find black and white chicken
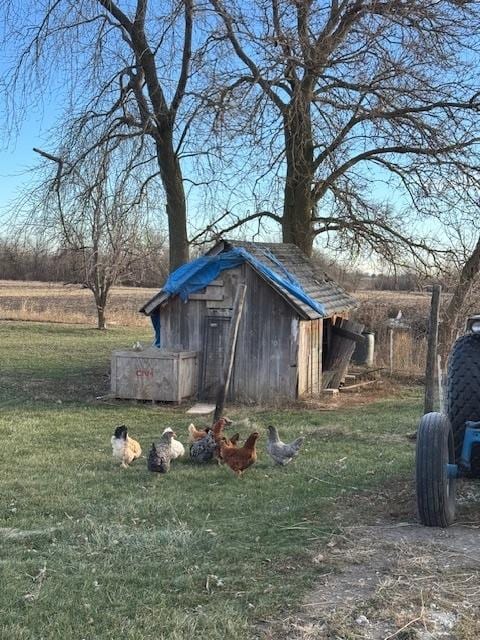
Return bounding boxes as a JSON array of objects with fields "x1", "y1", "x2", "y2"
[{"x1": 189, "y1": 431, "x2": 217, "y2": 463}]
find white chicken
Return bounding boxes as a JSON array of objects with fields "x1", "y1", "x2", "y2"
[{"x1": 161, "y1": 427, "x2": 185, "y2": 459}]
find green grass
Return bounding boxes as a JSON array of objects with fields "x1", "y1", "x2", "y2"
[{"x1": 0, "y1": 321, "x2": 422, "y2": 639}]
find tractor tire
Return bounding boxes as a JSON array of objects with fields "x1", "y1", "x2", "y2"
[
  {"x1": 447, "y1": 333, "x2": 480, "y2": 474},
  {"x1": 416, "y1": 412, "x2": 456, "y2": 528}
]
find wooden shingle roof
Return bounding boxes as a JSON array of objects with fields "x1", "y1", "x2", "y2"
[
  {"x1": 140, "y1": 239, "x2": 357, "y2": 318},
  {"x1": 215, "y1": 240, "x2": 357, "y2": 319}
]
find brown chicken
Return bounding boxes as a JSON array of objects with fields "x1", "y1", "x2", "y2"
[
  {"x1": 211, "y1": 417, "x2": 233, "y2": 462},
  {"x1": 219, "y1": 432, "x2": 259, "y2": 477},
  {"x1": 217, "y1": 432, "x2": 240, "y2": 460},
  {"x1": 212, "y1": 417, "x2": 233, "y2": 443},
  {"x1": 187, "y1": 423, "x2": 211, "y2": 443}
]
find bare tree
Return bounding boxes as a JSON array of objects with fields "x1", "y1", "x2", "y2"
[
  {"x1": 2, "y1": 0, "x2": 198, "y2": 271},
  {"x1": 202, "y1": 0, "x2": 480, "y2": 262},
  {"x1": 23, "y1": 141, "x2": 160, "y2": 329}
]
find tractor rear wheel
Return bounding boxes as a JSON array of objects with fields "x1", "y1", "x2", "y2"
[
  {"x1": 416, "y1": 412, "x2": 456, "y2": 527},
  {"x1": 447, "y1": 334, "x2": 480, "y2": 474}
]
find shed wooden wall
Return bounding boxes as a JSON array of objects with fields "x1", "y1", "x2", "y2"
[
  {"x1": 231, "y1": 264, "x2": 299, "y2": 403},
  {"x1": 158, "y1": 267, "x2": 243, "y2": 352},
  {"x1": 297, "y1": 319, "x2": 323, "y2": 398},
  {"x1": 157, "y1": 264, "x2": 301, "y2": 403}
]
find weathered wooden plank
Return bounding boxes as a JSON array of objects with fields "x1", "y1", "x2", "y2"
[
  {"x1": 322, "y1": 369, "x2": 336, "y2": 389},
  {"x1": 111, "y1": 353, "x2": 117, "y2": 396},
  {"x1": 424, "y1": 284, "x2": 441, "y2": 414},
  {"x1": 160, "y1": 297, "x2": 207, "y2": 353},
  {"x1": 179, "y1": 352, "x2": 198, "y2": 402},
  {"x1": 318, "y1": 320, "x2": 324, "y2": 393},
  {"x1": 340, "y1": 379, "x2": 380, "y2": 392},
  {"x1": 206, "y1": 269, "x2": 241, "y2": 308},
  {"x1": 311, "y1": 321, "x2": 319, "y2": 394},
  {"x1": 323, "y1": 388, "x2": 339, "y2": 396},
  {"x1": 189, "y1": 287, "x2": 224, "y2": 301},
  {"x1": 186, "y1": 403, "x2": 216, "y2": 415},
  {"x1": 290, "y1": 318, "x2": 300, "y2": 396},
  {"x1": 297, "y1": 321, "x2": 310, "y2": 397}
]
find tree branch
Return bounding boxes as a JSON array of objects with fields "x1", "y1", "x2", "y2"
[
  {"x1": 190, "y1": 210, "x2": 281, "y2": 245},
  {"x1": 209, "y1": 0, "x2": 287, "y2": 113},
  {"x1": 171, "y1": 0, "x2": 193, "y2": 116}
]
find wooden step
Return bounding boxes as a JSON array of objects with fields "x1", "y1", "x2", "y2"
[{"x1": 186, "y1": 403, "x2": 216, "y2": 415}]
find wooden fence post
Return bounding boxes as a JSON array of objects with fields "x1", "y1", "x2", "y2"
[
  {"x1": 389, "y1": 328, "x2": 394, "y2": 375},
  {"x1": 213, "y1": 284, "x2": 247, "y2": 423},
  {"x1": 437, "y1": 354, "x2": 444, "y2": 413},
  {"x1": 424, "y1": 284, "x2": 441, "y2": 414}
]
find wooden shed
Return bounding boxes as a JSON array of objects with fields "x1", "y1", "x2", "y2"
[{"x1": 133, "y1": 239, "x2": 358, "y2": 404}]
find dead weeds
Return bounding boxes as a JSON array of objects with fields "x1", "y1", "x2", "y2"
[{"x1": 267, "y1": 479, "x2": 480, "y2": 640}]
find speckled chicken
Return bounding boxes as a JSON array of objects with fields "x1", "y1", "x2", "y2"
[
  {"x1": 148, "y1": 431, "x2": 174, "y2": 473},
  {"x1": 189, "y1": 430, "x2": 217, "y2": 463},
  {"x1": 266, "y1": 425, "x2": 304, "y2": 466},
  {"x1": 190, "y1": 417, "x2": 232, "y2": 463}
]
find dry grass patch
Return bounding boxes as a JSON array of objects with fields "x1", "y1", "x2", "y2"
[{"x1": 0, "y1": 280, "x2": 157, "y2": 326}]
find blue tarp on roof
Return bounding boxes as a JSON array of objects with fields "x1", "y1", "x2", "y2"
[
  {"x1": 163, "y1": 250, "x2": 245, "y2": 301},
  {"x1": 152, "y1": 247, "x2": 325, "y2": 346}
]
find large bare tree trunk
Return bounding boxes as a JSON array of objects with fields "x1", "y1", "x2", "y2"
[
  {"x1": 206, "y1": 0, "x2": 480, "y2": 265},
  {"x1": 282, "y1": 170, "x2": 314, "y2": 256},
  {"x1": 439, "y1": 235, "x2": 480, "y2": 357},
  {"x1": 282, "y1": 97, "x2": 315, "y2": 256},
  {"x1": 129, "y1": 17, "x2": 190, "y2": 272},
  {"x1": 155, "y1": 136, "x2": 189, "y2": 271}
]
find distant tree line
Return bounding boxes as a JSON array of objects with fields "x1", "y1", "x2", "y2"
[{"x1": 0, "y1": 237, "x2": 169, "y2": 289}]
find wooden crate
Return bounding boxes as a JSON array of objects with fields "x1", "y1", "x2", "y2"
[{"x1": 111, "y1": 348, "x2": 198, "y2": 402}]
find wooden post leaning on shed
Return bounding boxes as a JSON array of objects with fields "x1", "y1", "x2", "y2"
[
  {"x1": 424, "y1": 284, "x2": 441, "y2": 414},
  {"x1": 324, "y1": 318, "x2": 365, "y2": 390},
  {"x1": 213, "y1": 284, "x2": 247, "y2": 423}
]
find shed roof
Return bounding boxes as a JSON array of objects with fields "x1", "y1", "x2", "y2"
[
  {"x1": 215, "y1": 240, "x2": 356, "y2": 318},
  {"x1": 140, "y1": 239, "x2": 357, "y2": 319}
]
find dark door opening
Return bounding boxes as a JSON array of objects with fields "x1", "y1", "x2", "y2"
[{"x1": 200, "y1": 316, "x2": 232, "y2": 400}]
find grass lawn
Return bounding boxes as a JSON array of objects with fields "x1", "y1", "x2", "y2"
[{"x1": 0, "y1": 321, "x2": 422, "y2": 640}]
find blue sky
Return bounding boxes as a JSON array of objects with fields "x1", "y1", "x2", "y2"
[
  {"x1": 0, "y1": 0, "x2": 475, "y2": 275},
  {"x1": 0, "y1": 114, "x2": 51, "y2": 210}
]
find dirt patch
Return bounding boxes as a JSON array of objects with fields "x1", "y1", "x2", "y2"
[
  {"x1": 301, "y1": 382, "x2": 416, "y2": 412},
  {"x1": 268, "y1": 481, "x2": 480, "y2": 640}
]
